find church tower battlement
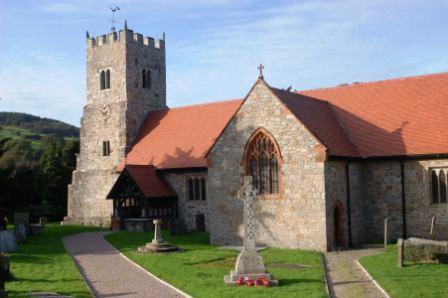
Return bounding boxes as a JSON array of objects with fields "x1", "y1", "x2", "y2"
[{"x1": 64, "y1": 22, "x2": 167, "y2": 227}]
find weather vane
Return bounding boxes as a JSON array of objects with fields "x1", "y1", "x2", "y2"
[{"x1": 110, "y1": 6, "x2": 120, "y2": 32}]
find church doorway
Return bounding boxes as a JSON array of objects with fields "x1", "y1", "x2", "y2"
[{"x1": 334, "y1": 201, "x2": 347, "y2": 249}]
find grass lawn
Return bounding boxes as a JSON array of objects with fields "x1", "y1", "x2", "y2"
[
  {"x1": 6, "y1": 223, "x2": 103, "y2": 298},
  {"x1": 106, "y1": 231, "x2": 327, "y2": 298},
  {"x1": 359, "y1": 245, "x2": 448, "y2": 298}
]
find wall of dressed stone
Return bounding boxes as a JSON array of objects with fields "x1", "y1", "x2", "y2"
[
  {"x1": 208, "y1": 80, "x2": 328, "y2": 251},
  {"x1": 163, "y1": 171, "x2": 209, "y2": 232}
]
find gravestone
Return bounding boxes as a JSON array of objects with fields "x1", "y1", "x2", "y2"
[
  {"x1": 224, "y1": 176, "x2": 278, "y2": 286},
  {"x1": 0, "y1": 217, "x2": 17, "y2": 253},
  {"x1": 14, "y1": 213, "x2": 30, "y2": 243},
  {"x1": 0, "y1": 231, "x2": 17, "y2": 253},
  {"x1": 137, "y1": 219, "x2": 179, "y2": 253}
]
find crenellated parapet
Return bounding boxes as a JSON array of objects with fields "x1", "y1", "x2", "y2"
[{"x1": 86, "y1": 22, "x2": 165, "y2": 51}]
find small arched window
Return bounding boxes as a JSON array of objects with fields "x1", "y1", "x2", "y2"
[
  {"x1": 432, "y1": 170, "x2": 439, "y2": 204},
  {"x1": 142, "y1": 70, "x2": 147, "y2": 88},
  {"x1": 105, "y1": 70, "x2": 110, "y2": 89},
  {"x1": 100, "y1": 71, "x2": 106, "y2": 90},
  {"x1": 439, "y1": 170, "x2": 447, "y2": 203},
  {"x1": 244, "y1": 129, "x2": 281, "y2": 195}
]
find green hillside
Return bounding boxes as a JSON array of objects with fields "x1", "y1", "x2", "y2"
[
  {"x1": 0, "y1": 111, "x2": 79, "y2": 138},
  {"x1": 0, "y1": 126, "x2": 77, "y2": 150}
]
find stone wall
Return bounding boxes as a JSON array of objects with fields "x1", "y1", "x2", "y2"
[
  {"x1": 361, "y1": 161, "x2": 404, "y2": 243},
  {"x1": 163, "y1": 171, "x2": 209, "y2": 232},
  {"x1": 404, "y1": 159, "x2": 448, "y2": 240},
  {"x1": 208, "y1": 80, "x2": 328, "y2": 251},
  {"x1": 65, "y1": 27, "x2": 166, "y2": 227},
  {"x1": 324, "y1": 161, "x2": 365, "y2": 249}
]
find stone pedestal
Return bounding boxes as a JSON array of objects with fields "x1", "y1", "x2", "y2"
[
  {"x1": 138, "y1": 219, "x2": 179, "y2": 253},
  {"x1": 224, "y1": 177, "x2": 278, "y2": 286}
]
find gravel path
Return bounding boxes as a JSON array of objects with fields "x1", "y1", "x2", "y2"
[
  {"x1": 63, "y1": 231, "x2": 185, "y2": 298},
  {"x1": 324, "y1": 247, "x2": 387, "y2": 298}
]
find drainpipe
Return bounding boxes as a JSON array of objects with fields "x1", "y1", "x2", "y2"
[
  {"x1": 346, "y1": 161, "x2": 353, "y2": 247},
  {"x1": 400, "y1": 160, "x2": 407, "y2": 239}
]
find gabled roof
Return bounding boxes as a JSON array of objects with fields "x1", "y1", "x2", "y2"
[
  {"x1": 126, "y1": 165, "x2": 175, "y2": 198},
  {"x1": 119, "y1": 99, "x2": 242, "y2": 170},
  {"x1": 299, "y1": 72, "x2": 448, "y2": 158},
  {"x1": 270, "y1": 87, "x2": 360, "y2": 157}
]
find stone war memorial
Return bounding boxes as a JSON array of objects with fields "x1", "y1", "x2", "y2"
[{"x1": 225, "y1": 177, "x2": 278, "y2": 286}]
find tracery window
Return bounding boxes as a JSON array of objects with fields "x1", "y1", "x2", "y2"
[
  {"x1": 431, "y1": 168, "x2": 448, "y2": 204},
  {"x1": 244, "y1": 129, "x2": 281, "y2": 195}
]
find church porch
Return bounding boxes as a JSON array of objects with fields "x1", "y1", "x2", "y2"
[{"x1": 107, "y1": 165, "x2": 177, "y2": 232}]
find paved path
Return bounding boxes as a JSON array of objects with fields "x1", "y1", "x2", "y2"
[
  {"x1": 324, "y1": 247, "x2": 387, "y2": 298},
  {"x1": 63, "y1": 232, "x2": 185, "y2": 298}
]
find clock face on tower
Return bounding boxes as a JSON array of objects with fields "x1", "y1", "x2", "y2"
[{"x1": 98, "y1": 104, "x2": 111, "y2": 120}]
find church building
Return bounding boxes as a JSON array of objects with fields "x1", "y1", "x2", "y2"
[{"x1": 64, "y1": 24, "x2": 448, "y2": 252}]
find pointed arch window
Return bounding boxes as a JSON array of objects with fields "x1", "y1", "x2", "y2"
[
  {"x1": 244, "y1": 129, "x2": 281, "y2": 195},
  {"x1": 439, "y1": 170, "x2": 447, "y2": 203},
  {"x1": 431, "y1": 168, "x2": 448, "y2": 205}
]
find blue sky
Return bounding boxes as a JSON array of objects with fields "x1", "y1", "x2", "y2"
[{"x1": 0, "y1": 0, "x2": 447, "y2": 126}]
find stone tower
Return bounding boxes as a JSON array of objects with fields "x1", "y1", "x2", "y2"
[{"x1": 64, "y1": 23, "x2": 166, "y2": 226}]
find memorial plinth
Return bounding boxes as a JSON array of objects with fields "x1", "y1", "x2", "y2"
[
  {"x1": 138, "y1": 219, "x2": 179, "y2": 253},
  {"x1": 224, "y1": 177, "x2": 278, "y2": 286}
]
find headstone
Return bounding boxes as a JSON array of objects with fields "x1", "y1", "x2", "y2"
[
  {"x1": 0, "y1": 231, "x2": 18, "y2": 253},
  {"x1": 14, "y1": 213, "x2": 30, "y2": 242},
  {"x1": 137, "y1": 219, "x2": 179, "y2": 253},
  {"x1": 14, "y1": 224, "x2": 26, "y2": 243},
  {"x1": 224, "y1": 176, "x2": 278, "y2": 286},
  {"x1": 39, "y1": 217, "x2": 48, "y2": 226},
  {"x1": 397, "y1": 238, "x2": 404, "y2": 268}
]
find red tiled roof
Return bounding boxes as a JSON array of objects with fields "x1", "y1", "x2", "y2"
[
  {"x1": 270, "y1": 87, "x2": 360, "y2": 157},
  {"x1": 299, "y1": 72, "x2": 448, "y2": 158},
  {"x1": 120, "y1": 99, "x2": 243, "y2": 170},
  {"x1": 126, "y1": 165, "x2": 175, "y2": 198}
]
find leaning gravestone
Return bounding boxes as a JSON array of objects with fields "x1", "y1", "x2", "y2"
[
  {"x1": 14, "y1": 213, "x2": 30, "y2": 243},
  {"x1": 224, "y1": 176, "x2": 278, "y2": 286}
]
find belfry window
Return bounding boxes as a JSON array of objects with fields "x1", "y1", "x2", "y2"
[
  {"x1": 187, "y1": 176, "x2": 206, "y2": 200},
  {"x1": 100, "y1": 69, "x2": 111, "y2": 90},
  {"x1": 244, "y1": 129, "x2": 281, "y2": 195},
  {"x1": 142, "y1": 69, "x2": 151, "y2": 89},
  {"x1": 431, "y1": 168, "x2": 448, "y2": 204},
  {"x1": 102, "y1": 141, "x2": 110, "y2": 156}
]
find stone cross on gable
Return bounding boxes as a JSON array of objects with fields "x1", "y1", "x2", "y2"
[{"x1": 241, "y1": 176, "x2": 257, "y2": 251}]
